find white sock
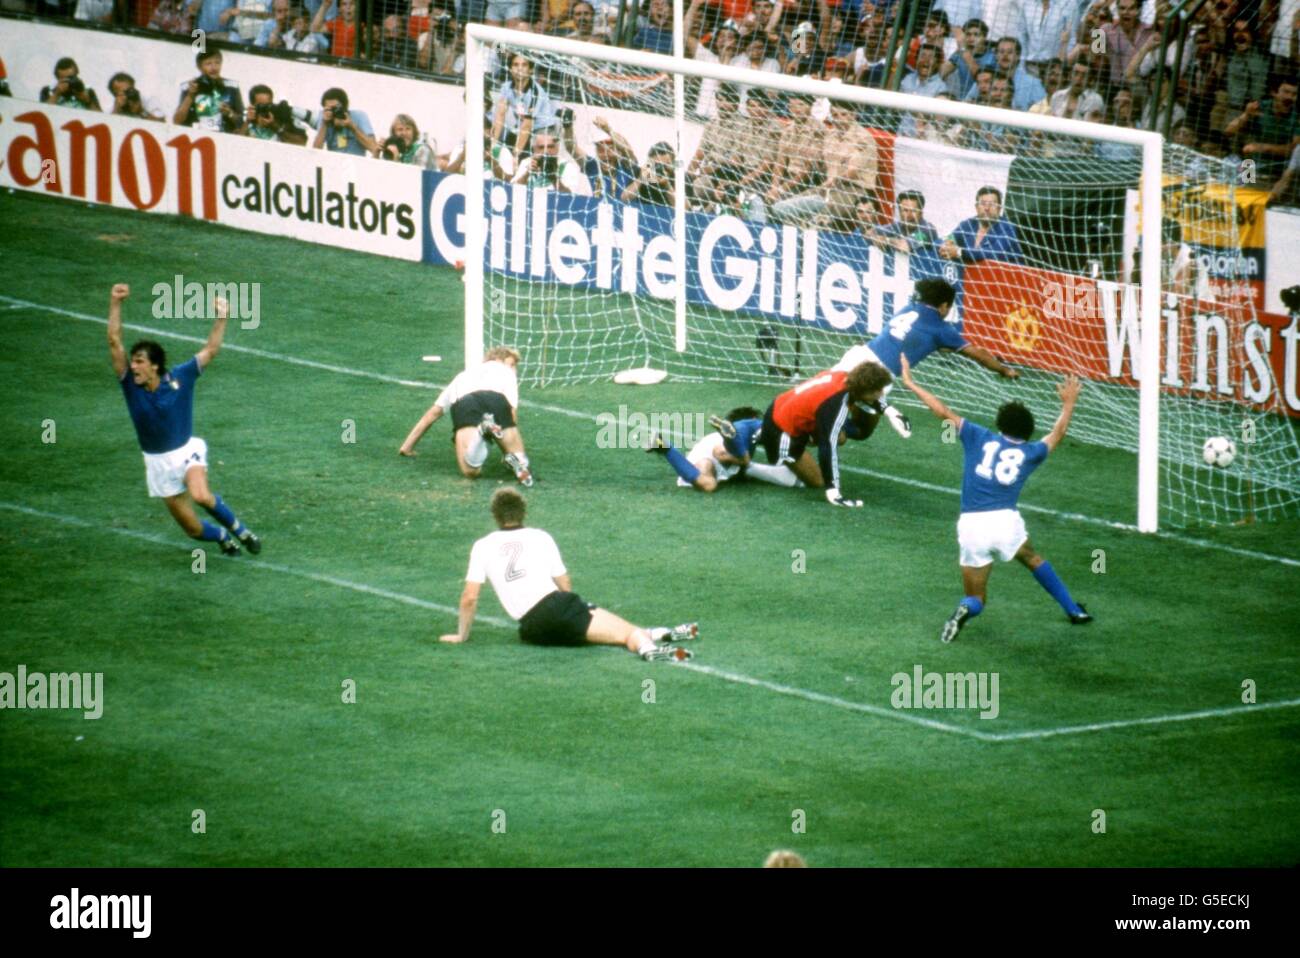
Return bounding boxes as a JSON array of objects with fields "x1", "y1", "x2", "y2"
[
  {"x1": 745, "y1": 462, "x2": 802, "y2": 487},
  {"x1": 632, "y1": 629, "x2": 657, "y2": 655},
  {"x1": 466, "y1": 435, "x2": 489, "y2": 468}
]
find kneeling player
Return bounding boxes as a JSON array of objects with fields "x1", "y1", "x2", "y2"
[
  {"x1": 398, "y1": 347, "x2": 534, "y2": 486},
  {"x1": 647, "y1": 407, "x2": 803, "y2": 492},
  {"x1": 897, "y1": 355, "x2": 1092, "y2": 641},
  {"x1": 441, "y1": 489, "x2": 699, "y2": 661},
  {"x1": 760, "y1": 362, "x2": 893, "y2": 507}
]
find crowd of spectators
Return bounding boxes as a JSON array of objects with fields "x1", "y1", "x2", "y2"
[{"x1": 8, "y1": 0, "x2": 1300, "y2": 203}]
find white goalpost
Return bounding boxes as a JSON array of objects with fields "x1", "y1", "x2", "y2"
[{"x1": 463, "y1": 23, "x2": 1299, "y2": 534}]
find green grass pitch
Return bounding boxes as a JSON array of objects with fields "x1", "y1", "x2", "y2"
[{"x1": 1, "y1": 188, "x2": 1298, "y2": 867}]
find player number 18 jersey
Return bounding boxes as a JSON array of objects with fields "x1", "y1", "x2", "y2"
[{"x1": 958, "y1": 420, "x2": 1048, "y2": 514}]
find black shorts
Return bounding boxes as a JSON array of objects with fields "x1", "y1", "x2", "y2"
[
  {"x1": 518, "y1": 590, "x2": 595, "y2": 647},
  {"x1": 759, "y1": 401, "x2": 808, "y2": 466},
  {"x1": 450, "y1": 390, "x2": 516, "y2": 432}
]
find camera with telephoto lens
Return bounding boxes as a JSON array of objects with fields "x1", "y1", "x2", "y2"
[
  {"x1": 434, "y1": 12, "x2": 454, "y2": 40},
  {"x1": 63, "y1": 76, "x2": 85, "y2": 95},
  {"x1": 1282, "y1": 285, "x2": 1300, "y2": 313},
  {"x1": 652, "y1": 161, "x2": 673, "y2": 180},
  {"x1": 329, "y1": 105, "x2": 349, "y2": 122},
  {"x1": 124, "y1": 87, "x2": 141, "y2": 104},
  {"x1": 557, "y1": 107, "x2": 574, "y2": 127},
  {"x1": 536, "y1": 153, "x2": 559, "y2": 176},
  {"x1": 381, "y1": 134, "x2": 407, "y2": 160},
  {"x1": 195, "y1": 75, "x2": 223, "y2": 95}
]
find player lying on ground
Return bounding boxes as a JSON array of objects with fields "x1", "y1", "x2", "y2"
[
  {"x1": 759, "y1": 362, "x2": 893, "y2": 507},
  {"x1": 398, "y1": 347, "x2": 534, "y2": 486},
  {"x1": 441, "y1": 489, "x2": 699, "y2": 661},
  {"x1": 107, "y1": 284, "x2": 261, "y2": 556},
  {"x1": 646, "y1": 407, "x2": 804, "y2": 492},
  {"x1": 897, "y1": 355, "x2": 1092, "y2": 641},
  {"x1": 834, "y1": 278, "x2": 1020, "y2": 439}
]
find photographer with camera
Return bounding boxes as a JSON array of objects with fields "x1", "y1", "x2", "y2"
[
  {"x1": 312, "y1": 87, "x2": 378, "y2": 156},
  {"x1": 376, "y1": 114, "x2": 438, "y2": 168},
  {"x1": 621, "y1": 141, "x2": 677, "y2": 207},
  {"x1": 108, "y1": 73, "x2": 163, "y2": 122},
  {"x1": 246, "y1": 99, "x2": 310, "y2": 146},
  {"x1": 41, "y1": 58, "x2": 102, "y2": 111},
  {"x1": 174, "y1": 49, "x2": 245, "y2": 132},
  {"x1": 510, "y1": 111, "x2": 592, "y2": 195}
]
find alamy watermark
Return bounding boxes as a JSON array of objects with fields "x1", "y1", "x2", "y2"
[
  {"x1": 891, "y1": 665, "x2": 999, "y2": 720},
  {"x1": 151, "y1": 274, "x2": 260, "y2": 329},
  {"x1": 0, "y1": 665, "x2": 103, "y2": 719},
  {"x1": 595, "y1": 404, "x2": 711, "y2": 449}
]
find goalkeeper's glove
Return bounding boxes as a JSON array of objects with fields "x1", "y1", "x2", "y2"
[
  {"x1": 883, "y1": 403, "x2": 912, "y2": 439},
  {"x1": 826, "y1": 488, "x2": 863, "y2": 508}
]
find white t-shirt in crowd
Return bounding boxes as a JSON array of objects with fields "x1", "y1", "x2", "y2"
[
  {"x1": 435, "y1": 359, "x2": 520, "y2": 410},
  {"x1": 466, "y1": 527, "x2": 568, "y2": 620}
]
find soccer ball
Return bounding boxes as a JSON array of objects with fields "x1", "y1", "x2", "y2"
[{"x1": 1202, "y1": 436, "x2": 1236, "y2": 468}]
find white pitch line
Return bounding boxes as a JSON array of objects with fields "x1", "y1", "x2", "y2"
[
  {"x1": 3, "y1": 500, "x2": 1297, "y2": 743},
  {"x1": 0, "y1": 501, "x2": 512, "y2": 629},
  {"x1": 4, "y1": 292, "x2": 1299, "y2": 569},
  {"x1": 677, "y1": 661, "x2": 1001, "y2": 741},
  {"x1": 988, "y1": 697, "x2": 1300, "y2": 741}
]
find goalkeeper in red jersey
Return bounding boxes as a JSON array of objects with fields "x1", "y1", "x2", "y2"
[{"x1": 758, "y1": 362, "x2": 893, "y2": 507}]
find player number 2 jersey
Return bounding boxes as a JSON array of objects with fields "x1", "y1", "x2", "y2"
[
  {"x1": 959, "y1": 420, "x2": 1048, "y2": 513},
  {"x1": 466, "y1": 527, "x2": 567, "y2": 621}
]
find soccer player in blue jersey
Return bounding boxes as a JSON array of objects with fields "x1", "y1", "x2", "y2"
[
  {"x1": 835, "y1": 278, "x2": 1020, "y2": 439},
  {"x1": 647, "y1": 407, "x2": 803, "y2": 492},
  {"x1": 108, "y1": 284, "x2": 260, "y2": 556},
  {"x1": 897, "y1": 354, "x2": 1092, "y2": 641}
]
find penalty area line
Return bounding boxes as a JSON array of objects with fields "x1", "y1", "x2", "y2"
[
  {"x1": 3, "y1": 293, "x2": 1298, "y2": 568},
  {"x1": 4, "y1": 501, "x2": 1295, "y2": 743}
]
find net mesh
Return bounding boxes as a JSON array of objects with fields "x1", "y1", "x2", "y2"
[{"x1": 474, "y1": 38, "x2": 1300, "y2": 528}]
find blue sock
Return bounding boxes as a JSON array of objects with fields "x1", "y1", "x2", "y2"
[
  {"x1": 1032, "y1": 562, "x2": 1083, "y2": 616},
  {"x1": 197, "y1": 521, "x2": 228, "y2": 542},
  {"x1": 664, "y1": 445, "x2": 701, "y2": 485},
  {"x1": 959, "y1": 596, "x2": 984, "y2": 618},
  {"x1": 204, "y1": 495, "x2": 245, "y2": 535}
]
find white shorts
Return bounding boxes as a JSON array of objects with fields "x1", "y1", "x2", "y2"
[
  {"x1": 677, "y1": 431, "x2": 741, "y2": 488},
  {"x1": 833, "y1": 344, "x2": 894, "y2": 398},
  {"x1": 143, "y1": 436, "x2": 208, "y2": 498},
  {"x1": 957, "y1": 509, "x2": 1028, "y2": 568}
]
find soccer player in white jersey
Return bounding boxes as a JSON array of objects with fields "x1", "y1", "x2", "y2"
[
  {"x1": 441, "y1": 489, "x2": 699, "y2": 661},
  {"x1": 897, "y1": 355, "x2": 1092, "y2": 642},
  {"x1": 398, "y1": 347, "x2": 534, "y2": 486}
]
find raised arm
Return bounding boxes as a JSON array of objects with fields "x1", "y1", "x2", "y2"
[
  {"x1": 898, "y1": 354, "x2": 961, "y2": 426},
  {"x1": 683, "y1": 0, "x2": 703, "y2": 57},
  {"x1": 1041, "y1": 375, "x2": 1081, "y2": 452},
  {"x1": 107, "y1": 283, "x2": 130, "y2": 378},
  {"x1": 957, "y1": 344, "x2": 1020, "y2": 378},
  {"x1": 310, "y1": 0, "x2": 329, "y2": 34},
  {"x1": 440, "y1": 580, "x2": 481, "y2": 643},
  {"x1": 194, "y1": 297, "x2": 229, "y2": 370}
]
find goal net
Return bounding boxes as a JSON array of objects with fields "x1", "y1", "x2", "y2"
[{"x1": 463, "y1": 27, "x2": 1300, "y2": 532}]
